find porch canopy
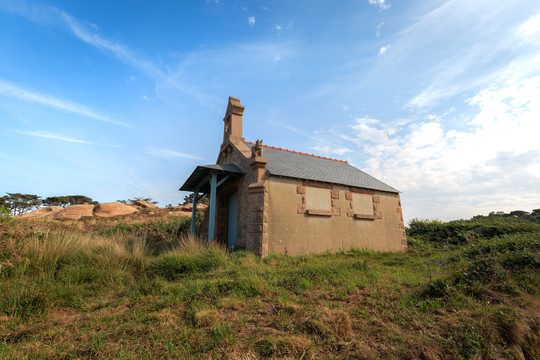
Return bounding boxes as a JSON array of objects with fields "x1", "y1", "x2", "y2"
[{"x1": 179, "y1": 163, "x2": 244, "y2": 240}]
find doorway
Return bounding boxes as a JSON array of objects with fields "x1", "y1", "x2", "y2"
[{"x1": 227, "y1": 191, "x2": 238, "y2": 248}]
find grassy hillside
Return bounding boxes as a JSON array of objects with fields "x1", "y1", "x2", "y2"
[{"x1": 0, "y1": 215, "x2": 539, "y2": 359}]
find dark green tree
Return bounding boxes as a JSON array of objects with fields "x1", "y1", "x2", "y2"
[
  {"x1": 509, "y1": 210, "x2": 530, "y2": 218},
  {"x1": 42, "y1": 195, "x2": 93, "y2": 207},
  {"x1": 0, "y1": 193, "x2": 42, "y2": 215},
  {"x1": 117, "y1": 197, "x2": 158, "y2": 205},
  {"x1": 182, "y1": 193, "x2": 209, "y2": 205}
]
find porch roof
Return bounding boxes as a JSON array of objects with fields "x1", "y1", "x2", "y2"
[{"x1": 179, "y1": 163, "x2": 245, "y2": 193}]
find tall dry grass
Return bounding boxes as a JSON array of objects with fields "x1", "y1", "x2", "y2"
[{"x1": 0, "y1": 222, "x2": 166, "y2": 317}]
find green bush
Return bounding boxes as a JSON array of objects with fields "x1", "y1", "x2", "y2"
[
  {"x1": 419, "y1": 279, "x2": 449, "y2": 299},
  {"x1": 408, "y1": 218, "x2": 540, "y2": 244},
  {"x1": 0, "y1": 205, "x2": 10, "y2": 222}
]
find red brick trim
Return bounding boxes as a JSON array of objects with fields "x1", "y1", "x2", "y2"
[
  {"x1": 302, "y1": 180, "x2": 333, "y2": 189},
  {"x1": 353, "y1": 214, "x2": 376, "y2": 220},
  {"x1": 349, "y1": 187, "x2": 374, "y2": 195},
  {"x1": 245, "y1": 141, "x2": 347, "y2": 163},
  {"x1": 306, "y1": 209, "x2": 333, "y2": 216}
]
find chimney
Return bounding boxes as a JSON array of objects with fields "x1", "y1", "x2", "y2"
[{"x1": 223, "y1": 96, "x2": 245, "y2": 143}]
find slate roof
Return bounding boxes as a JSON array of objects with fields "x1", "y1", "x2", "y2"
[{"x1": 247, "y1": 143, "x2": 399, "y2": 193}]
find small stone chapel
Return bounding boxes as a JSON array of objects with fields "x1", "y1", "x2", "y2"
[{"x1": 180, "y1": 97, "x2": 407, "y2": 257}]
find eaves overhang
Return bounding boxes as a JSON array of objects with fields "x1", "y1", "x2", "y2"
[{"x1": 179, "y1": 163, "x2": 245, "y2": 193}]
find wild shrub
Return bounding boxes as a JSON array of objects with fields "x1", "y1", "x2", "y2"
[
  {"x1": 419, "y1": 279, "x2": 449, "y2": 299},
  {"x1": 408, "y1": 218, "x2": 540, "y2": 244}
]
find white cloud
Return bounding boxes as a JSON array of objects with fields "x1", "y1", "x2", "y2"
[
  {"x1": 340, "y1": 77, "x2": 540, "y2": 220},
  {"x1": 369, "y1": 0, "x2": 390, "y2": 10},
  {"x1": 248, "y1": 16, "x2": 255, "y2": 26},
  {"x1": 11, "y1": 130, "x2": 121, "y2": 147},
  {"x1": 312, "y1": 145, "x2": 352, "y2": 157},
  {"x1": 516, "y1": 12, "x2": 540, "y2": 43},
  {"x1": 146, "y1": 147, "x2": 205, "y2": 160},
  {"x1": 378, "y1": 44, "x2": 390, "y2": 55},
  {"x1": 0, "y1": 79, "x2": 134, "y2": 128}
]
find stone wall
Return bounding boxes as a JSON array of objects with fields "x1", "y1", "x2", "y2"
[
  {"x1": 215, "y1": 144, "x2": 250, "y2": 248},
  {"x1": 267, "y1": 176, "x2": 407, "y2": 255}
]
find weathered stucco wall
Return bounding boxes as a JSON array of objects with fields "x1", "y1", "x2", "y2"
[{"x1": 267, "y1": 176, "x2": 406, "y2": 256}]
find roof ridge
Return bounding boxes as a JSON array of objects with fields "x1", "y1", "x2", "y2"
[{"x1": 245, "y1": 141, "x2": 347, "y2": 163}]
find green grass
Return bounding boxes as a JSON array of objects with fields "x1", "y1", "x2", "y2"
[{"x1": 0, "y1": 216, "x2": 538, "y2": 359}]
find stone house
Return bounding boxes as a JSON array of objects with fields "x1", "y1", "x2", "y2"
[{"x1": 180, "y1": 97, "x2": 407, "y2": 257}]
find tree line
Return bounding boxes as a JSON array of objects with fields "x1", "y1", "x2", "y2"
[
  {"x1": 0, "y1": 193, "x2": 95, "y2": 216},
  {"x1": 473, "y1": 209, "x2": 540, "y2": 223},
  {"x1": 0, "y1": 193, "x2": 159, "y2": 216}
]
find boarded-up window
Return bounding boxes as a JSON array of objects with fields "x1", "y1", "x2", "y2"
[
  {"x1": 306, "y1": 187, "x2": 331, "y2": 211},
  {"x1": 304, "y1": 187, "x2": 333, "y2": 216},
  {"x1": 353, "y1": 193, "x2": 374, "y2": 217}
]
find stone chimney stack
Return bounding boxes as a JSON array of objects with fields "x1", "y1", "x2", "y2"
[{"x1": 223, "y1": 96, "x2": 245, "y2": 143}]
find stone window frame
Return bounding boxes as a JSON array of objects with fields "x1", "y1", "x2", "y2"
[
  {"x1": 345, "y1": 187, "x2": 381, "y2": 220},
  {"x1": 296, "y1": 180, "x2": 340, "y2": 217}
]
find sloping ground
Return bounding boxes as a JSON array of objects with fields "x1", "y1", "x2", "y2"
[
  {"x1": 18, "y1": 203, "x2": 207, "y2": 221},
  {"x1": 0, "y1": 217, "x2": 538, "y2": 359}
]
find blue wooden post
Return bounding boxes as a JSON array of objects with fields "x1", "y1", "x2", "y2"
[
  {"x1": 208, "y1": 171, "x2": 217, "y2": 242},
  {"x1": 190, "y1": 190, "x2": 198, "y2": 237}
]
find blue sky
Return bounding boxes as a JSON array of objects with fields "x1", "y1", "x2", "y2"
[{"x1": 1, "y1": 0, "x2": 539, "y2": 221}]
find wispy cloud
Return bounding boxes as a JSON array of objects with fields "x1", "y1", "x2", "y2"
[
  {"x1": 369, "y1": 0, "x2": 390, "y2": 10},
  {"x1": 0, "y1": 79, "x2": 134, "y2": 128},
  {"x1": 376, "y1": 22, "x2": 384, "y2": 37},
  {"x1": 1, "y1": 2, "x2": 296, "y2": 111},
  {"x1": 399, "y1": 2, "x2": 540, "y2": 108},
  {"x1": 267, "y1": 119, "x2": 353, "y2": 158},
  {"x1": 146, "y1": 147, "x2": 205, "y2": 160},
  {"x1": 56, "y1": 9, "x2": 165, "y2": 79},
  {"x1": 1, "y1": 2, "x2": 217, "y2": 108},
  {"x1": 11, "y1": 129, "x2": 122, "y2": 148}
]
